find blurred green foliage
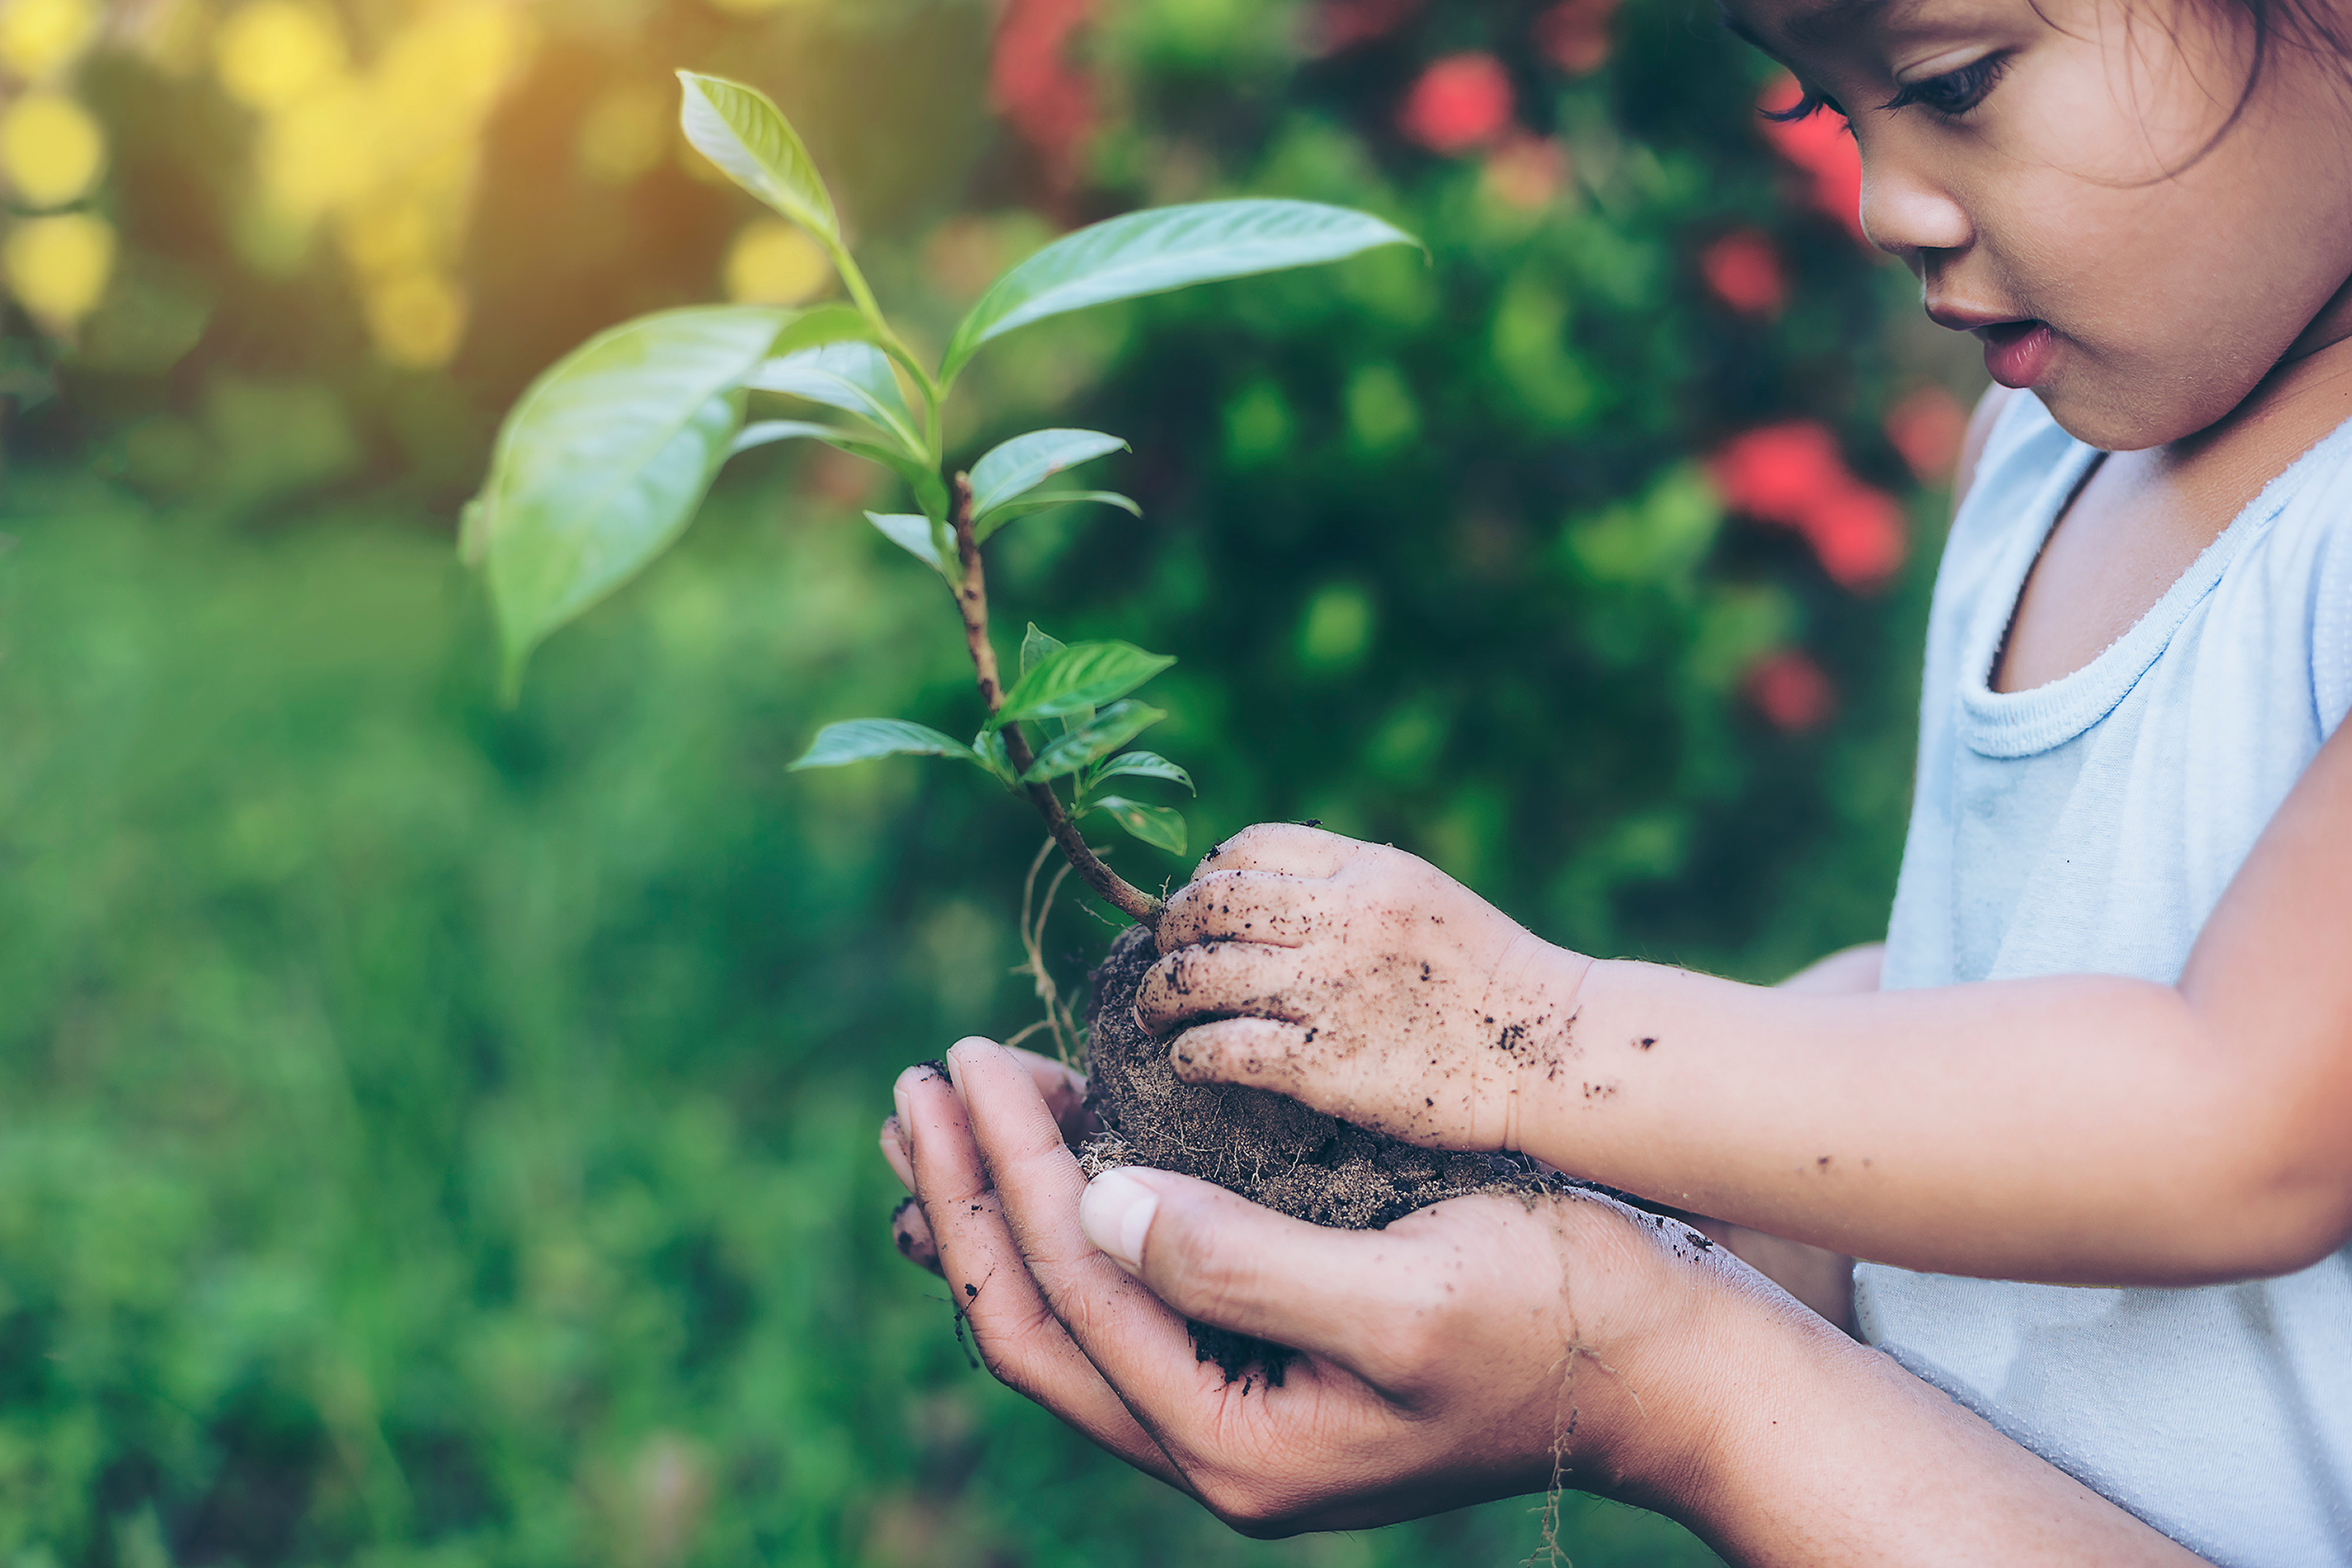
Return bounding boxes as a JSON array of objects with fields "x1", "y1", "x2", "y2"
[{"x1": 0, "y1": 0, "x2": 1977, "y2": 1562}]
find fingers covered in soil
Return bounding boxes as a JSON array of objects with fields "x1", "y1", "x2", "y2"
[
  {"x1": 1137, "y1": 826, "x2": 1594, "y2": 1155},
  {"x1": 1088, "y1": 925, "x2": 1549, "y2": 1234},
  {"x1": 897, "y1": 1046, "x2": 1185, "y2": 1484},
  {"x1": 946, "y1": 1039, "x2": 1248, "y2": 1411},
  {"x1": 1194, "y1": 822, "x2": 1359, "y2": 880},
  {"x1": 1136, "y1": 941, "x2": 1317, "y2": 1032},
  {"x1": 1156, "y1": 869, "x2": 1339, "y2": 951}
]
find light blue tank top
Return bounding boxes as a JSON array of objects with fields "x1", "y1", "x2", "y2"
[{"x1": 1856, "y1": 392, "x2": 2352, "y2": 1564}]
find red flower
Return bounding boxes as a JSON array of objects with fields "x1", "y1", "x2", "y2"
[
  {"x1": 1708, "y1": 420, "x2": 1906, "y2": 590},
  {"x1": 1398, "y1": 53, "x2": 1515, "y2": 155},
  {"x1": 1757, "y1": 75, "x2": 1867, "y2": 247},
  {"x1": 1313, "y1": 0, "x2": 1425, "y2": 54},
  {"x1": 1534, "y1": 0, "x2": 1620, "y2": 74},
  {"x1": 1746, "y1": 649, "x2": 1836, "y2": 731},
  {"x1": 1700, "y1": 228, "x2": 1787, "y2": 317},
  {"x1": 992, "y1": 0, "x2": 1096, "y2": 195},
  {"x1": 1883, "y1": 384, "x2": 1970, "y2": 484}
]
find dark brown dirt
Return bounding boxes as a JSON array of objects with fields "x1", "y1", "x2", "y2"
[{"x1": 1081, "y1": 924, "x2": 1557, "y2": 1382}]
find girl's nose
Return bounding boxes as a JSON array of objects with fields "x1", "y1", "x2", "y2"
[{"x1": 1858, "y1": 146, "x2": 1973, "y2": 260}]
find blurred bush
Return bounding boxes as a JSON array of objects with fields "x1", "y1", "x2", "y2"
[{"x1": 0, "y1": 0, "x2": 1981, "y2": 1562}]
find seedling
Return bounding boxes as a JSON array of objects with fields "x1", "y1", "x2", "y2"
[
  {"x1": 464, "y1": 80, "x2": 1544, "y2": 1382},
  {"x1": 463, "y1": 72, "x2": 1416, "y2": 940}
]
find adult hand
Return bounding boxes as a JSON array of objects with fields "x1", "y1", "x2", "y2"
[
  {"x1": 879, "y1": 1036, "x2": 1728, "y2": 1534},
  {"x1": 1136, "y1": 823, "x2": 1593, "y2": 1152},
  {"x1": 877, "y1": 1040, "x2": 2215, "y2": 1564}
]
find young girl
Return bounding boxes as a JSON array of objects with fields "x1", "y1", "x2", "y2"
[{"x1": 880, "y1": 0, "x2": 2352, "y2": 1558}]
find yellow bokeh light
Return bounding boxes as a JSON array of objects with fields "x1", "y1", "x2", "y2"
[
  {"x1": 365, "y1": 269, "x2": 467, "y2": 368},
  {"x1": 336, "y1": 196, "x2": 435, "y2": 277},
  {"x1": 257, "y1": 81, "x2": 380, "y2": 219},
  {"x1": 0, "y1": 91, "x2": 104, "y2": 208},
  {"x1": 579, "y1": 82, "x2": 666, "y2": 187},
  {"x1": 213, "y1": 0, "x2": 345, "y2": 111},
  {"x1": 705, "y1": 0, "x2": 826, "y2": 13},
  {"x1": 4, "y1": 210, "x2": 115, "y2": 325},
  {"x1": 725, "y1": 220, "x2": 833, "y2": 306},
  {"x1": 0, "y1": 0, "x2": 97, "y2": 82},
  {"x1": 375, "y1": 6, "x2": 527, "y2": 129}
]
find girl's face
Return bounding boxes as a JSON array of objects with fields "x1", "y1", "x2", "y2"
[{"x1": 1722, "y1": 0, "x2": 2352, "y2": 451}]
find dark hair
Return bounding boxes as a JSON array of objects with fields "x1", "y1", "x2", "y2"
[{"x1": 1745, "y1": 0, "x2": 2352, "y2": 160}]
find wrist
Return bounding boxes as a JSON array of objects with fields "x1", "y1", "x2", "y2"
[
  {"x1": 1618, "y1": 1259, "x2": 1872, "y2": 1540},
  {"x1": 1486, "y1": 933, "x2": 1596, "y2": 1150}
]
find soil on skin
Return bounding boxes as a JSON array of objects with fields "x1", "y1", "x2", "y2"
[{"x1": 1082, "y1": 924, "x2": 1557, "y2": 1383}]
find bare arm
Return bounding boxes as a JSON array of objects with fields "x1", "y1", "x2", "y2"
[
  {"x1": 1686, "y1": 943, "x2": 1879, "y2": 1328},
  {"x1": 1141, "y1": 712, "x2": 2352, "y2": 1284},
  {"x1": 880, "y1": 1041, "x2": 2210, "y2": 1566}
]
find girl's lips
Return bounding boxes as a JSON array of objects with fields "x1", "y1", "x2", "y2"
[{"x1": 1978, "y1": 319, "x2": 2056, "y2": 389}]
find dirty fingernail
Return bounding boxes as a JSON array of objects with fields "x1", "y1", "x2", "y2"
[
  {"x1": 943, "y1": 1037, "x2": 997, "y2": 1089},
  {"x1": 1080, "y1": 1169, "x2": 1159, "y2": 1274}
]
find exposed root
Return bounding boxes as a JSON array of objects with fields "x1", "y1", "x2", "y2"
[{"x1": 1007, "y1": 836, "x2": 1083, "y2": 1065}]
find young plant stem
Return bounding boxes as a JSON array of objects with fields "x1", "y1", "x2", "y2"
[{"x1": 950, "y1": 473, "x2": 1166, "y2": 929}]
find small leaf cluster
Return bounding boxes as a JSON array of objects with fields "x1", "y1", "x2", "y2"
[
  {"x1": 461, "y1": 69, "x2": 1417, "y2": 870},
  {"x1": 794, "y1": 625, "x2": 1191, "y2": 856}
]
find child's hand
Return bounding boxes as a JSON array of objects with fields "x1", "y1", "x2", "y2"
[{"x1": 1136, "y1": 824, "x2": 1591, "y2": 1152}]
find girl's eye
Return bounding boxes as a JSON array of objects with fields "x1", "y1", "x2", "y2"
[
  {"x1": 1884, "y1": 52, "x2": 2009, "y2": 117},
  {"x1": 1759, "y1": 87, "x2": 1850, "y2": 126}
]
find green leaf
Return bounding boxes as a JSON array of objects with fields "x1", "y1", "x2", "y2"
[
  {"x1": 789, "y1": 718, "x2": 978, "y2": 771},
  {"x1": 973, "y1": 728, "x2": 1016, "y2": 786},
  {"x1": 1020, "y1": 623, "x2": 1065, "y2": 676},
  {"x1": 992, "y1": 640, "x2": 1175, "y2": 729},
  {"x1": 1091, "y1": 796, "x2": 1188, "y2": 857},
  {"x1": 1019, "y1": 701, "x2": 1165, "y2": 784},
  {"x1": 970, "y1": 429, "x2": 1128, "y2": 519},
  {"x1": 676, "y1": 71, "x2": 839, "y2": 243},
  {"x1": 1085, "y1": 750, "x2": 1194, "y2": 794},
  {"x1": 973, "y1": 491, "x2": 1141, "y2": 545},
  {"x1": 729, "y1": 418, "x2": 948, "y2": 520},
  {"x1": 750, "y1": 343, "x2": 923, "y2": 458},
  {"x1": 770, "y1": 304, "x2": 875, "y2": 357},
  {"x1": 942, "y1": 200, "x2": 1420, "y2": 382},
  {"x1": 469, "y1": 304, "x2": 792, "y2": 697},
  {"x1": 864, "y1": 512, "x2": 953, "y2": 578}
]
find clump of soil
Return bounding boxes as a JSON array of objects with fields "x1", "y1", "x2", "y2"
[{"x1": 1081, "y1": 924, "x2": 1556, "y2": 1382}]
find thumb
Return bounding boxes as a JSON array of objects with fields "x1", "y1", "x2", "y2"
[{"x1": 1077, "y1": 1164, "x2": 1421, "y2": 1382}]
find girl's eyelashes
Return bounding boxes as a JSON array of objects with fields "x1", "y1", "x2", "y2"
[
  {"x1": 1757, "y1": 52, "x2": 2010, "y2": 131},
  {"x1": 1759, "y1": 86, "x2": 1850, "y2": 125},
  {"x1": 1882, "y1": 52, "x2": 2010, "y2": 117}
]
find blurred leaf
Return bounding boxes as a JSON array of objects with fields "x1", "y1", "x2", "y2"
[
  {"x1": 973, "y1": 490, "x2": 1141, "y2": 544},
  {"x1": 864, "y1": 511, "x2": 953, "y2": 577},
  {"x1": 1092, "y1": 796, "x2": 1188, "y2": 857},
  {"x1": 969, "y1": 429, "x2": 1128, "y2": 520},
  {"x1": 943, "y1": 200, "x2": 1420, "y2": 382},
  {"x1": 771, "y1": 304, "x2": 878, "y2": 357},
  {"x1": 750, "y1": 343, "x2": 924, "y2": 458},
  {"x1": 992, "y1": 641, "x2": 1174, "y2": 729},
  {"x1": 731, "y1": 419, "x2": 948, "y2": 519},
  {"x1": 677, "y1": 71, "x2": 840, "y2": 243},
  {"x1": 789, "y1": 718, "x2": 978, "y2": 771},
  {"x1": 1020, "y1": 622, "x2": 1065, "y2": 676},
  {"x1": 470, "y1": 305, "x2": 790, "y2": 696},
  {"x1": 1019, "y1": 701, "x2": 1165, "y2": 783},
  {"x1": 1086, "y1": 750, "x2": 1194, "y2": 794},
  {"x1": 973, "y1": 728, "x2": 1016, "y2": 786}
]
